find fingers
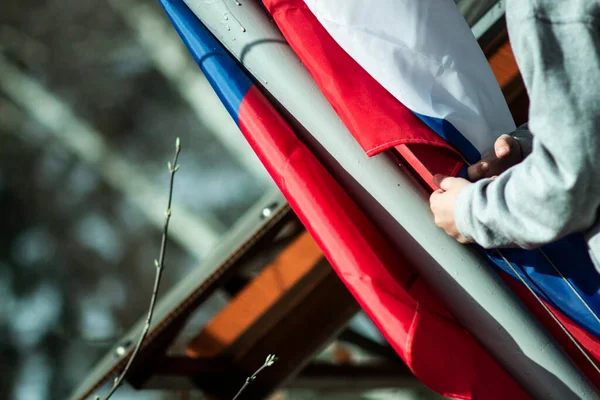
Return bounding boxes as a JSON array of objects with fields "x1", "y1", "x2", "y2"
[
  {"x1": 432, "y1": 174, "x2": 445, "y2": 189},
  {"x1": 430, "y1": 188, "x2": 444, "y2": 204},
  {"x1": 494, "y1": 134, "x2": 516, "y2": 159},
  {"x1": 467, "y1": 160, "x2": 490, "y2": 181},
  {"x1": 469, "y1": 134, "x2": 523, "y2": 182},
  {"x1": 433, "y1": 174, "x2": 458, "y2": 191}
]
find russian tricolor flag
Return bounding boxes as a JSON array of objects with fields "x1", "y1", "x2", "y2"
[
  {"x1": 303, "y1": 0, "x2": 515, "y2": 165},
  {"x1": 160, "y1": 0, "x2": 600, "y2": 398}
]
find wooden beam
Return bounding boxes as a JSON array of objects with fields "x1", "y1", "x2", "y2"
[
  {"x1": 186, "y1": 231, "x2": 325, "y2": 359},
  {"x1": 486, "y1": 38, "x2": 530, "y2": 126},
  {"x1": 207, "y1": 261, "x2": 359, "y2": 399},
  {"x1": 338, "y1": 329, "x2": 402, "y2": 364},
  {"x1": 148, "y1": 356, "x2": 244, "y2": 395},
  {"x1": 182, "y1": 231, "x2": 360, "y2": 398},
  {"x1": 67, "y1": 192, "x2": 293, "y2": 400},
  {"x1": 290, "y1": 363, "x2": 422, "y2": 390},
  {"x1": 488, "y1": 40, "x2": 520, "y2": 89},
  {"x1": 143, "y1": 361, "x2": 425, "y2": 394},
  {"x1": 125, "y1": 208, "x2": 300, "y2": 389}
]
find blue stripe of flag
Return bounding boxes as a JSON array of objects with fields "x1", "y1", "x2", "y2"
[
  {"x1": 483, "y1": 233, "x2": 600, "y2": 339},
  {"x1": 414, "y1": 113, "x2": 481, "y2": 164},
  {"x1": 159, "y1": 0, "x2": 253, "y2": 125}
]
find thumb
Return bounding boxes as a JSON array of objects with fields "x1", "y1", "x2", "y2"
[
  {"x1": 433, "y1": 174, "x2": 456, "y2": 191},
  {"x1": 494, "y1": 134, "x2": 514, "y2": 159}
]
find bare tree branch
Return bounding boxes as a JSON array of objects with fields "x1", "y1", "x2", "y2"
[
  {"x1": 232, "y1": 354, "x2": 278, "y2": 400},
  {"x1": 95, "y1": 137, "x2": 182, "y2": 400}
]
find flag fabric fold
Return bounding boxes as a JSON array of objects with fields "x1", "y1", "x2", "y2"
[
  {"x1": 263, "y1": 0, "x2": 465, "y2": 189},
  {"x1": 303, "y1": 0, "x2": 516, "y2": 164}
]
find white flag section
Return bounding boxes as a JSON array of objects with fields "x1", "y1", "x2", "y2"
[{"x1": 304, "y1": 0, "x2": 516, "y2": 163}]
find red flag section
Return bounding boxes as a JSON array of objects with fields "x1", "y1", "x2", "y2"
[
  {"x1": 262, "y1": 0, "x2": 464, "y2": 192},
  {"x1": 262, "y1": 0, "x2": 600, "y2": 395}
]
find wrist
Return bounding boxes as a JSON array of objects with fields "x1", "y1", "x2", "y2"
[
  {"x1": 510, "y1": 135, "x2": 525, "y2": 160},
  {"x1": 510, "y1": 125, "x2": 534, "y2": 159},
  {"x1": 454, "y1": 182, "x2": 477, "y2": 243}
]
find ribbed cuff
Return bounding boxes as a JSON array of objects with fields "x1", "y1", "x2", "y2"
[{"x1": 511, "y1": 123, "x2": 534, "y2": 159}]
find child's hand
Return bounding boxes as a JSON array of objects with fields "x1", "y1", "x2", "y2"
[
  {"x1": 430, "y1": 175, "x2": 472, "y2": 243},
  {"x1": 467, "y1": 134, "x2": 522, "y2": 181}
]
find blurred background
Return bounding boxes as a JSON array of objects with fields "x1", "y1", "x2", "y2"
[{"x1": 0, "y1": 0, "x2": 497, "y2": 399}]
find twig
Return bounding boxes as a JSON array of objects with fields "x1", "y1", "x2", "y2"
[
  {"x1": 95, "y1": 137, "x2": 182, "y2": 400},
  {"x1": 232, "y1": 354, "x2": 278, "y2": 400}
]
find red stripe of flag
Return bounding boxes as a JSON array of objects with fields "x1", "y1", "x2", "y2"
[{"x1": 238, "y1": 80, "x2": 529, "y2": 398}]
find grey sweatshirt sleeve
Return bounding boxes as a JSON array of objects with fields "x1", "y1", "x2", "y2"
[{"x1": 454, "y1": 0, "x2": 600, "y2": 249}]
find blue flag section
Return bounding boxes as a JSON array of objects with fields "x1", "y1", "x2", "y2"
[
  {"x1": 159, "y1": 0, "x2": 252, "y2": 123},
  {"x1": 486, "y1": 234, "x2": 600, "y2": 339}
]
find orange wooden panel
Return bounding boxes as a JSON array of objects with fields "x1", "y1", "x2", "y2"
[
  {"x1": 187, "y1": 231, "x2": 323, "y2": 358},
  {"x1": 488, "y1": 40, "x2": 520, "y2": 88},
  {"x1": 487, "y1": 38, "x2": 530, "y2": 126}
]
